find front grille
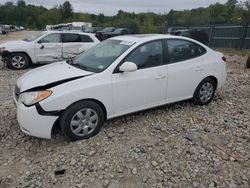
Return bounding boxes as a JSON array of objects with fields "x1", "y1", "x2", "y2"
[{"x1": 15, "y1": 84, "x2": 20, "y2": 101}]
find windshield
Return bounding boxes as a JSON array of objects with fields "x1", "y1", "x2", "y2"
[
  {"x1": 72, "y1": 39, "x2": 134, "y2": 73},
  {"x1": 85, "y1": 28, "x2": 94, "y2": 33},
  {"x1": 103, "y1": 27, "x2": 113, "y2": 32},
  {"x1": 114, "y1": 29, "x2": 123, "y2": 34},
  {"x1": 72, "y1": 26, "x2": 82, "y2": 30},
  {"x1": 23, "y1": 32, "x2": 44, "y2": 42}
]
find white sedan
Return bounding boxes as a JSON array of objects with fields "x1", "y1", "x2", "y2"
[
  {"x1": 14, "y1": 34, "x2": 227, "y2": 140},
  {"x1": 0, "y1": 30, "x2": 99, "y2": 70}
]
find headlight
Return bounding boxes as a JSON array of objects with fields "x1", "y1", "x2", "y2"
[
  {"x1": 0, "y1": 47, "x2": 5, "y2": 53},
  {"x1": 20, "y1": 90, "x2": 52, "y2": 106}
]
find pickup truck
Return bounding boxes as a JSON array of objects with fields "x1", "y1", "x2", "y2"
[{"x1": 0, "y1": 30, "x2": 100, "y2": 70}]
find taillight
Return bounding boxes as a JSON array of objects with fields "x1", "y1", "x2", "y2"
[{"x1": 222, "y1": 56, "x2": 226, "y2": 62}]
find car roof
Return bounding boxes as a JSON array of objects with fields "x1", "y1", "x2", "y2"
[
  {"x1": 110, "y1": 34, "x2": 210, "y2": 49},
  {"x1": 45, "y1": 30, "x2": 95, "y2": 36},
  {"x1": 111, "y1": 34, "x2": 189, "y2": 43}
]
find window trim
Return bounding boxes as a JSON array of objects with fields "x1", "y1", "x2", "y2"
[
  {"x1": 38, "y1": 33, "x2": 62, "y2": 43},
  {"x1": 113, "y1": 39, "x2": 166, "y2": 74},
  {"x1": 79, "y1": 34, "x2": 94, "y2": 43},
  {"x1": 165, "y1": 38, "x2": 207, "y2": 64}
]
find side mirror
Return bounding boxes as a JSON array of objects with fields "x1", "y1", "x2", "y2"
[{"x1": 119, "y1": 61, "x2": 137, "y2": 72}]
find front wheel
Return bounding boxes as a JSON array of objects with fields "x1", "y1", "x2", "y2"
[
  {"x1": 192, "y1": 78, "x2": 216, "y2": 105},
  {"x1": 60, "y1": 101, "x2": 105, "y2": 141},
  {"x1": 7, "y1": 53, "x2": 30, "y2": 70}
]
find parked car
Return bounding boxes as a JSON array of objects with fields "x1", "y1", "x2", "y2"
[
  {"x1": 95, "y1": 27, "x2": 116, "y2": 41},
  {"x1": 2, "y1": 25, "x2": 10, "y2": 34},
  {"x1": 84, "y1": 27, "x2": 103, "y2": 33},
  {"x1": 0, "y1": 31, "x2": 100, "y2": 70},
  {"x1": 102, "y1": 28, "x2": 131, "y2": 40},
  {"x1": 10, "y1": 25, "x2": 17, "y2": 32},
  {"x1": 170, "y1": 29, "x2": 209, "y2": 45},
  {"x1": 13, "y1": 34, "x2": 227, "y2": 140}
]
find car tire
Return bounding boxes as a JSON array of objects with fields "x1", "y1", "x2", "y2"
[
  {"x1": 192, "y1": 77, "x2": 216, "y2": 105},
  {"x1": 60, "y1": 100, "x2": 105, "y2": 141},
  {"x1": 7, "y1": 53, "x2": 30, "y2": 70}
]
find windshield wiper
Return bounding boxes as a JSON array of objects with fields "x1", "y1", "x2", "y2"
[{"x1": 71, "y1": 63, "x2": 88, "y2": 70}]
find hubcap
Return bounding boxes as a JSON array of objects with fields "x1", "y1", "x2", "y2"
[
  {"x1": 70, "y1": 108, "x2": 98, "y2": 137},
  {"x1": 11, "y1": 56, "x2": 25, "y2": 68},
  {"x1": 199, "y1": 82, "x2": 214, "y2": 103}
]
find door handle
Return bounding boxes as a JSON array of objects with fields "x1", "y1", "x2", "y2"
[{"x1": 155, "y1": 74, "x2": 166, "y2": 80}]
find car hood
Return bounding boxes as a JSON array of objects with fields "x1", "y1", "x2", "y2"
[
  {"x1": 17, "y1": 61, "x2": 93, "y2": 92},
  {"x1": 0, "y1": 40, "x2": 28, "y2": 48}
]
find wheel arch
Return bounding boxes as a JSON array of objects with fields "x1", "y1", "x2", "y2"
[
  {"x1": 63, "y1": 98, "x2": 107, "y2": 120},
  {"x1": 51, "y1": 98, "x2": 108, "y2": 137},
  {"x1": 9, "y1": 51, "x2": 33, "y2": 64},
  {"x1": 193, "y1": 75, "x2": 218, "y2": 97},
  {"x1": 206, "y1": 75, "x2": 218, "y2": 89}
]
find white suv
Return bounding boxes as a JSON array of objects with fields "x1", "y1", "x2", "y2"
[{"x1": 0, "y1": 31, "x2": 99, "y2": 70}]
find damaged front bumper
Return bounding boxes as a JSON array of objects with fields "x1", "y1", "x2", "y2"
[{"x1": 0, "y1": 51, "x2": 9, "y2": 63}]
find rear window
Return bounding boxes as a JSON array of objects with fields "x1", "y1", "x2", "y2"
[
  {"x1": 80, "y1": 34, "x2": 94, "y2": 42},
  {"x1": 166, "y1": 39, "x2": 207, "y2": 63}
]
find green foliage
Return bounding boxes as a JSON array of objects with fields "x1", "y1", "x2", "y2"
[
  {"x1": 60, "y1": 1, "x2": 73, "y2": 22},
  {"x1": 0, "y1": 0, "x2": 249, "y2": 32}
]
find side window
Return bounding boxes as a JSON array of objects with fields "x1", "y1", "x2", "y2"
[
  {"x1": 124, "y1": 41, "x2": 163, "y2": 69},
  {"x1": 40, "y1": 33, "x2": 61, "y2": 43},
  {"x1": 167, "y1": 39, "x2": 205, "y2": 63},
  {"x1": 63, "y1": 33, "x2": 81, "y2": 43},
  {"x1": 80, "y1": 35, "x2": 94, "y2": 42},
  {"x1": 194, "y1": 43, "x2": 207, "y2": 55}
]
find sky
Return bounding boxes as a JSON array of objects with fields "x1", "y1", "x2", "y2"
[{"x1": 0, "y1": 0, "x2": 228, "y2": 15}]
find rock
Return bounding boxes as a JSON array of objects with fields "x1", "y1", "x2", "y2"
[
  {"x1": 192, "y1": 182, "x2": 199, "y2": 187},
  {"x1": 131, "y1": 167, "x2": 137, "y2": 175},
  {"x1": 107, "y1": 133, "x2": 114, "y2": 139},
  {"x1": 89, "y1": 150, "x2": 96, "y2": 156},
  {"x1": 103, "y1": 179, "x2": 110, "y2": 187},
  {"x1": 117, "y1": 128, "x2": 125, "y2": 134},
  {"x1": 151, "y1": 161, "x2": 158, "y2": 167},
  {"x1": 185, "y1": 133, "x2": 194, "y2": 142},
  {"x1": 143, "y1": 176, "x2": 148, "y2": 183},
  {"x1": 76, "y1": 183, "x2": 84, "y2": 188},
  {"x1": 70, "y1": 158, "x2": 77, "y2": 165}
]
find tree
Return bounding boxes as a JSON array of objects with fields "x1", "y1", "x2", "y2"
[
  {"x1": 17, "y1": 0, "x2": 26, "y2": 7},
  {"x1": 226, "y1": 0, "x2": 238, "y2": 7},
  {"x1": 60, "y1": 1, "x2": 73, "y2": 21}
]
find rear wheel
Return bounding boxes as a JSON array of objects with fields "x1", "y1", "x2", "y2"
[
  {"x1": 193, "y1": 77, "x2": 216, "y2": 105},
  {"x1": 7, "y1": 53, "x2": 30, "y2": 70},
  {"x1": 60, "y1": 101, "x2": 105, "y2": 141}
]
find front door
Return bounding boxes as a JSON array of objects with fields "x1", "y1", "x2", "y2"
[
  {"x1": 112, "y1": 40, "x2": 167, "y2": 116},
  {"x1": 35, "y1": 33, "x2": 62, "y2": 63}
]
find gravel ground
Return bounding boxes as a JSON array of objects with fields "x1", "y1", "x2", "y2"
[{"x1": 0, "y1": 32, "x2": 250, "y2": 188}]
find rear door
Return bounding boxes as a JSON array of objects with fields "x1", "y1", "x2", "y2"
[
  {"x1": 62, "y1": 33, "x2": 82, "y2": 59},
  {"x1": 79, "y1": 34, "x2": 97, "y2": 52},
  {"x1": 165, "y1": 39, "x2": 207, "y2": 103},
  {"x1": 35, "y1": 33, "x2": 62, "y2": 63}
]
